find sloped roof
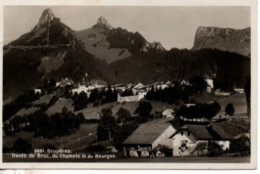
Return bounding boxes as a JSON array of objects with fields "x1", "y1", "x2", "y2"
[
  {"x1": 183, "y1": 124, "x2": 213, "y2": 140},
  {"x1": 170, "y1": 121, "x2": 245, "y2": 141},
  {"x1": 170, "y1": 124, "x2": 213, "y2": 140},
  {"x1": 211, "y1": 121, "x2": 249, "y2": 139},
  {"x1": 123, "y1": 119, "x2": 173, "y2": 145}
]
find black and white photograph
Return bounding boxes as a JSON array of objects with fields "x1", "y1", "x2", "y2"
[{"x1": 0, "y1": 0, "x2": 257, "y2": 169}]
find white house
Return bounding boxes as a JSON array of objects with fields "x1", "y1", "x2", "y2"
[
  {"x1": 170, "y1": 124, "x2": 233, "y2": 156},
  {"x1": 205, "y1": 78, "x2": 214, "y2": 93},
  {"x1": 117, "y1": 91, "x2": 147, "y2": 103},
  {"x1": 162, "y1": 109, "x2": 175, "y2": 118},
  {"x1": 34, "y1": 89, "x2": 42, "y2": 94},
  {"x1": 234, "y1": 88, "x2": 245, "y2": 94},
  {"x1": 123, "y1": 118, "x2": 176, "y2": 157},
  {"x1": 71, "y1": 85, "x2": 89, "y2": 95}
]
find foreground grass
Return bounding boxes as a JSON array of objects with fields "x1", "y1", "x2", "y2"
[{"x1": 3, "y1": 123, "x2": 98, "y2": 153}]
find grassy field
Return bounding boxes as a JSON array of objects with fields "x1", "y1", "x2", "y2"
[
  {"x1": 46, "y1": 98, "x2": 74, "y2": 116},
  {"x1": 3, "y1": 123, "x2": 98, "y2": 153},
  {"x1": 217, "y1": 93, "x2": 247, "y2": 117},
  {"x1": 75, "y1": 100, "x2": 176, "y2": 120},
  {"x1": 192, "y1": 93, "x2": 225, "y2": 103},
  {"x1": 33, "y1": 94, "x2": 54, "y2": 105}
]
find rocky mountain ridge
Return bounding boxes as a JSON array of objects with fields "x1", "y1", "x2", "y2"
[{"x1": 192, "y1": 26, "x2": 250, "y2": 56}]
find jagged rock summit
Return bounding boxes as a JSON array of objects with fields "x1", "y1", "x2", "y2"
[
  {"x1": 93, "y1": 16, "x2": 113, "y2": 30},
  {"x1": 34, "y1": 8, "x2": 55, "y2": 31}
]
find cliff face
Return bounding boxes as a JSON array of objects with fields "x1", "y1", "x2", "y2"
[{"x1": 192, "y1": 27, "x2": 250, "y2": 57}]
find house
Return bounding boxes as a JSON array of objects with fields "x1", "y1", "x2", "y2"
[
  {"x1": 170, "y1": 124, "x2": 213, "y2": 156},
  {"x1": 57, "y1": 78, "x2": 74, "y2": 88},
  {"x1": 205, "y1": 78, "x2": 214, "y2": 93},
  {"x1": 162, "y1": 108, "x2": 175, "y2": 118},
  {"x1": 34, "y1": 89, "x2": 42, "y2": 94},
  {"x1": 123, "y1": 118, "x2": 176, "y2": 157},
  {"x1": 170, "y1": 123, "x2": 235, "y2": 156},
  {"x1": 111, "y1": 84, "x2": 126, "y2": 92},
  {"x1": 214, "y1": 90, "x2": 231, "y2": 96},
  {"x1": 234, "y1": 88, "x2": 245, "y2": 94},
  {"x1": 180, "y1": 79, "x2": 190, "y2": 86},
  {"x1": 132, "y1": 83, "x2": 146, "y2": 94},
  {"x1": 117, "y1": 91, "x2": 147, "y2": 103},
  {"x1": 71, "y1": 85, "x2": 89, "y2": 95}
]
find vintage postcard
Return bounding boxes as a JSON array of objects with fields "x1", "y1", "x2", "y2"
[{"x1": 0, "y1": 0, "x2": 257, "y2": 169}]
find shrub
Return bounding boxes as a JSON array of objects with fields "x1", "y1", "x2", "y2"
[
  {"x1": 229, "y1": 136, "x2": 250, "y2": 156},
  {"x1": 225, "y1": 103, "x2": 235, "y2": 116},
  {"x1": 208, "y1": 141, "x2": 223, "y2": 157},
  {"x1": 156, "y1": 145, "x2": 172, "y2": 157},
  {"x1": 12, "y1": 138, "x2": 32, "y2": 153}
]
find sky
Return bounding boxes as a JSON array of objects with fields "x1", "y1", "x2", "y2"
[{"x1": 4, "y1": 6, "x2": 250, "y2": 49}]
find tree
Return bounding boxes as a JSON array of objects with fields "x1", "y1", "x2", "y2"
[
  {"x1": 225, "y1": 103, "x2": 235, "y2": 116},
  {"x1": 98, "y1": 108, "x2": 117, "y2": 141},
  {"x1": 113, "y1": 121, "x2": 139, "y2": 150},
  {"x1": 12, "y1": 138, "x2": 32, "y2": 153},
  {"x1": 135, "y1": 101, "x2": 153, "y2": 118},
  {"x1": 116, "y1": 107, "x2": 131, "y2": 123},
  {"x1": 74, "y1": 92, "x2": 88, "y2": 111},
  {"x1": 189, "y1": 76, "x2": 207, "y2": 94},
  {"x1": 145, "y1": 87, "x2": 155, "y2": 100},
  {"x1": 89, "y1": 88, "x2": 99, "y2": 103},
  {"x1": 49, "y1": 78, "x2": 56, "y2": 88}
]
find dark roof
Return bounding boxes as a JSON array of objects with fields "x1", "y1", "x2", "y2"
[
  {"x1": 181, "y1": 124, "x2": 213, "y2": 140},
  {"x1": 123, "y1": 119, "x2": 173, "y2": 145},
  {"x1": 170, "y1": 121, "x2": 245, "y2": 141},
  {"x1": 210, "y1": 121, "x2": 249, "y2": 139}
]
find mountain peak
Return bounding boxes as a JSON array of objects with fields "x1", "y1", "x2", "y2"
[
  {"x1": 93, "y1": 16, "x2": 113, "y2": 30},
  {"x1": 38, "y1": 8, "x2": 55, "y2": 25},
  {"x1": 32, "y1": 8, "x2": 56, "y2": 33}
]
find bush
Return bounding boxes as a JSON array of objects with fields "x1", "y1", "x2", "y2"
[
  {"x1": 229, "y1": 136, "x2": 250, "y2": 156},
  {"x1": 156, "y1": 145, "x2": 172, "y2": 157},
  {"x1": 208, "y1": 141, "x2": 223, "y2": 157},
  {"x1": 225, "y1": 103, "x2": 235, "y2": 116},
  {"x1": 116, "y1": 107, "x2": 132, "y2": 123},
  {"x1": 12, "y1": 138, "x2": 32, "y2": 153}
]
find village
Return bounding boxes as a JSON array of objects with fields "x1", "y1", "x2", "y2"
[{"x1": 2, "y1": 75, "x2": 250, "y2": 161}]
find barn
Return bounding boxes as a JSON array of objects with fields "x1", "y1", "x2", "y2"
[{"x1": 122, "y1": 118, "x2": 176, "y2": 157}]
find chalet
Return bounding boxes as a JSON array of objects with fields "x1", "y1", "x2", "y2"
[
  {"x1": 34, "y1": 89, "x2": 42, "y2": 94},
  {"x1": 71, "y1": 85, "x2": 89, "y2": 95},
  {"x1": 170, "y1": 123, "x2": 236, "y2": 156},
  {"x1": 162, "y1": 108, "x2": 175, "y2": 118},
  {"x1": 205, "y1": 78, "x2": 214, "y2": 93},
  {"x1": 117, "y1": 92, "x2": 146, "y2": 103},
  {"x1": 234, "y1": 88, "x2": 245, "y2": 94},
  {"x1": 123, "y1": 118, "x2": 176, "y2": 157},
  {"x1": 111, "y1": 84, "x2": 126, "y2": 92},
  {"x1": 180, "y1": 79, "x2": 190, "y2": 86},
  {"x1": 132, "y1": 83, "x2": 146, "y2": 94},
  {"x1": 214, "y1": 90, "x2": 231, "y2": 96},
  {"x1": 170, "y1": 124, "x2": 212, "y2": 156},
  {"x1": 57, "y1": 78, "x2": 74, "y2": 88}
]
